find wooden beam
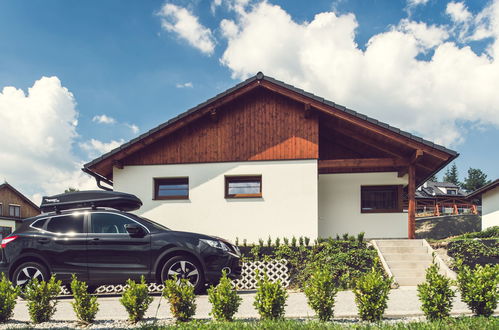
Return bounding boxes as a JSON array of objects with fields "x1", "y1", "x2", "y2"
[
  {"x1": 410, "y1": 149, "x2": 424, "y2": 163},
  {"x1": 304, "y1": 103, "x2": 312, "y2": 118},
  {"x1": 408, "y1": 164, "x2": 416, "y2": 239},
  {"x1": 398, "y1": 168, "x2": 408, "y2": 178},
  {"x1": 209, "y1": 108, "x2": 218, "y2": 122},
  {"x1": 319, "y1": 158, "x2": 409, "y2": 169},
  {"x1": 112, "y1": 160, "x2": 124, "y2": 169}
]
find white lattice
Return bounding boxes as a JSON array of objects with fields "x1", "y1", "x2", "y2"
[
  {"x1": 59, "y1": 259, "x2": 289, "y2": 295},
  {"x1": 233, "y1": 259, "x2": 289, "y2": 290}
]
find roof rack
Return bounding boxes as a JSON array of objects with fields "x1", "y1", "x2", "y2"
[{"x1": 40, "y1": 190, "x2": 142, "y2": 213}]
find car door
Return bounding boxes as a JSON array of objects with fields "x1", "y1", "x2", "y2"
[
  {"x1": 86, "y1": 212, "x2": 151, "y2": 284},
  {"x1": 35, "y1": 213, "x2": 88, "y2": 282}
]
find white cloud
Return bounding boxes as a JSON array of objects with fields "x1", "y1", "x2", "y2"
[
  {"x1": 446, "y1": 2, "x2": 472, "y2": 23},
  {"x1": 158, "y1": 3, "x2": 216, "y2": 55},
  {"x1": 219, "y1": 1, "x2": 499, "y2": 147},
  {"x1": 126, "y1": 123, "x2": 140, "y2": 134},
  {"x1": 407, "y1": 0, "x2": 429, "y2": 6},
  {"x1": 0, "y1": 77, "x2": 96, "y2": 200},
  {"x1": 176, "y1": 82, "x2": 194, "y2": 88},
  {"x1": 92, "y1": 114, "x2": 116, "y2": 124},
  {"x1": 79, "y1": 138, "x2": 124, "y2": 158}
]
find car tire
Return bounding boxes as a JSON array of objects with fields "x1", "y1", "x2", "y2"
[
  {"x1": 160, "y1": 255, "x2": 205, "y2": 294},
  {"x1": 12, "y1": 261, "x2": 49, "y2": 287}
]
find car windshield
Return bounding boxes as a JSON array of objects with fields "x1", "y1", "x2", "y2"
[{"x1": 135, "y1": 215, "x2": 170, "y2": 231}]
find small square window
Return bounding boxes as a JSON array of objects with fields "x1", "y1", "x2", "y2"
[
  {"x1": 225, "y1": 176, "x2": 262, "y2": 198},
  {"x1": 8, "y1": 205, "x2": 20, "y2": 218},
  {"x1": 154, "y1": 177, "x2": 189, "y2": 200},
  {"x1": 361, "y1": 185, "x2": 402, "y2": 213}
]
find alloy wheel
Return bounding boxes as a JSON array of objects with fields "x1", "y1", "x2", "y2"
[
  {"x1": 166, "y1": 260, "x2": 199, "y2": 286},
  {"x1": 16, "y1": 266, "x2": 44, "y2": 286}
]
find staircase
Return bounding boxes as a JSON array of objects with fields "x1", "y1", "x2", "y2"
[{"x1": 372, "y1": 239, "x2": 456, "y2": 286}]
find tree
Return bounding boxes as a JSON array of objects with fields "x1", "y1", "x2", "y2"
[
  {"x1": 427, "y1": 174, "x2": 438, "y2": 182},
  {"x1": 64, "y1": 187, "x2": 79, "y2": 193},
  {"x1": 461, "y1": 168, "x2": 490, "y2": 192},
  {"x1": 443, "y1": 163, "x2": 460, "y2": 185}
]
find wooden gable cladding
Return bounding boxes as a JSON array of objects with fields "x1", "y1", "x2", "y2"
[
  {"x1": 122, "y1": 88, "x2": 318, "y2": 166},
  {"x1": 0, "y1": 184, "x2": 40, "y2": 219}
]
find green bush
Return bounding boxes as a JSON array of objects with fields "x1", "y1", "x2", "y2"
[
  {"x1": 448, "y1": 239, "x2": 499, "y2": 267},
  {"x1": 353, "y1": 267, "x2": 392, "y2": 322},
  {"x1": 120, "y1": 276, "x2": 153, "y2": 323},
  {"x1": 417, "y1": 261, "x2": 455, "y2": 320},
  {"x1": 163, "y1": 277, "x2": 197, "y2": 322},
  {"x1": 23, "y1": 275, "x2": 61, "y2": 324},
  {"x1": 303, "y1": 268, "x2": 338, "y2": 321},
  {"x1": 253, "y1": 273, "x2": 288, "y2": 320},
  {"x1": 207, "y1": 271, "x2": 242, "y2": 322},
  {"x1": 454, "y1": 226, "x2": 499, "y2": 240},
  {"x1": 0, "y1": 274, "x2": 20, "y2": 323},
  {"x1": 70, "y1": 275, "x2": 99, "y2": 324},
  {"x1": 456, "y1": 261, "x2": 499, "y2": 317}
]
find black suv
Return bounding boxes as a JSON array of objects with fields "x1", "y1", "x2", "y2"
[{"x1": 0, "y1": 191, "x2": 241, "y2": 293}]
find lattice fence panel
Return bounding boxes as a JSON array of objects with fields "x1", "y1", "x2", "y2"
[{"x1": 59, "y1": 259, "x2": 289, "y2": 295}]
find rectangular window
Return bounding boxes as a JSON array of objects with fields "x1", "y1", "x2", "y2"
[
  {"x1": 225, "y1": 176, "x2": 262, "y2": 198},
  {"x1": 8, "y1": 205, "x2": 20, "y2": 218},
  {"x1": 361, "y1": 185, "x2": 402, "y2": 213},
  {"x1": 154, "y1": 177, "x2": 189, "y2": 200}
]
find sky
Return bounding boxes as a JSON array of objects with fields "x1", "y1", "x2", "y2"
[{"x1": 1, "y1": 0, "x2": 499, "y2": 203}]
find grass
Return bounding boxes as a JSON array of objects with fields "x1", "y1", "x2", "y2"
[{"x1": 137, "y1": 317, "x2": 499, "y2": 330}]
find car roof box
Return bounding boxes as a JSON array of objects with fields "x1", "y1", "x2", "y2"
[{"x1": 40, "y1": 190, "x2": 143, "y2": 213}]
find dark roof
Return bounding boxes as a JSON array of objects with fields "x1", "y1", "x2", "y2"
[
  {"x1": 416, "y1": 181, "x2": 467, "y2": 198},
  {"x1": 84, "y1": 72, "x2": 457, "y2": 170},
  {"x1": 0, "y1": 182, "x2": 41, "y2": 212},
  {"x1": 467, "y1": 179, "x2": 499, "y2": 199}
]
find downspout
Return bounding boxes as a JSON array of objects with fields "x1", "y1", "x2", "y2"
[{"x1": 81, "y1": 168, "x2": 113, "y2": 191}]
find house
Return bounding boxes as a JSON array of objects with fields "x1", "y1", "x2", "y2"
[
  {"x1": 415, "y1": 181, "x2": 476, "y2": 217},
  {"x1": 83, "y1": 72, "x2": 458, "y2": 242},
  {"x1": 0, "y1": 182, "x2": 40, "y2": 239},
  {"x1": 467, "y1": 179, "x2": 499, "y2": 230}
]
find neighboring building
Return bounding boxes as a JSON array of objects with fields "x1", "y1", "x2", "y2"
[
  {"x1": 0, "y1": 182, "x2": 40, "y2": 239},
  {"x1": 415, "y1": 181, "x2": 476, "y2": 217},
  {"x1": 83, "y1": 73, "x2": 457, "y2": 241},
  {"x1": 467, "y1": 179, "x2": 499, "y2": 230}
]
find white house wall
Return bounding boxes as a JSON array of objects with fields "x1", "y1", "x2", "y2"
[
  {"x1": 113, "y1": 159, "x2": 318, "y2": 243},
  {"x1": 318, "y1": 172, "x2": 408, "y2": 239},
  {"x1": 482, "y1": 187, "x2": 499, "y2": 230}
]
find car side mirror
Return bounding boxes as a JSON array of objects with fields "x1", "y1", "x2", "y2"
[{"x1": 125, "y1": 223, "x2": 145, "y2": 236}]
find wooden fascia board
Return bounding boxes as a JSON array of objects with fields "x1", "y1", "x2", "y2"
[
  {"x1": 319, "y1": 158, "x2": 409, "y2": 169},
  {"x1": 260, "y1": 80, "x2": 451, "y2": 161}
]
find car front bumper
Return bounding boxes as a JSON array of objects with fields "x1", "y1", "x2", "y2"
[{"x1": 204, "y1": 252, "x2": 242, "y2": 284}]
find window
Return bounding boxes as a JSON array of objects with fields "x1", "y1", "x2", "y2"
[
  {"x1": 31, "y1": 218, "x2": 48, "y2": 229},
  {"x1": 154, "y1": 177, "x2": 189, "y2": 200},
  {"x1": 0, "y1": 203, "x2": 2, "y2": 216},
  {"x1": 0, "y1": 226, "x2": 12, "y2": 240},
  {"x1": 46, "y1": 214, "x2": 84, "y2": 234},
  {"x1": 8, "y1": 205, "x2": 20, "y2": 218},
  {"x1": 91, "y1": 213, "x2": 135, "y2": 234},
  {"x1": 361, "y1": 185, "x2": 402, "y2": 213},
  {"x1": 225, "y1": 176, "x2": 262, "y2": 198},
  {"x1": 447, "y1": 189, "x2": 457, "y2": 195}
]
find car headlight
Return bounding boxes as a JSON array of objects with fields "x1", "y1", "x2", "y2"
[{"x1": 201, "y1": 239, "x2": 230, "y2": 252}]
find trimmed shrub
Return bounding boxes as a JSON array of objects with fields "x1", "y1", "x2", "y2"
[
  {"x1": 253, "y1": 273, "x2": 288, "y2": 320},
  {"x1": 353, "y1": 267, "x2": 392, "y2": 322},
  {"x1": 120, "y1": 276, "x2": 153, "y2": 323},
  {"x1": 70, "y1": 275, "x2": 99, "y2": 324},
  {"x1": 0, "y1": 274, "x2": 20, "y2": 323},
  {"x1": 163, "y1": 277, "x2": 197, "y2": 322},
  {"x1": 304, "y1": 268, "x2": 338, "y2": 321},
  {"x1": 448, "y1": 239, "x2": 499, "y2": 268},
  {"x1": 456, "y1": 261, "x2": 499, "y2": 317},
  {"x1": 207, "y1": 271, "x2": 242, "y2": 321},
  {"x1": 417, "y1": 261, "x2": 455, "y2": 320},
  {"x1": 23, "y1": 275, "x2": 61, "y2": 324}
]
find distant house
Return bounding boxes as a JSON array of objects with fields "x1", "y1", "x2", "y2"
[
  {"x1": 0, "y1": 183, "x2": 40, "y2": 239},
  {"x1": 467, "y1": 179, "x2": 499, "y2": 230},
  {"x1": 83, "y1": 73, "x2": 457, "y2": 241},
  {"x1": 416, "y1": 181, "x2": 476, "y2": 217}
]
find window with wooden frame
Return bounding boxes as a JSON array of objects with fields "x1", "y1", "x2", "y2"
[
  {"x1": 8, "y1": 204, "x2": 20, "y2": 218},
  {"x1": 154, "y1": 177, "x2": 189, "y2": 200},
  {"x1": 361, "y1": 185, "x2": 402, "y2": 213},
  {"x1": 225, "y1": 176, "x2": 262, "y2": 198}
]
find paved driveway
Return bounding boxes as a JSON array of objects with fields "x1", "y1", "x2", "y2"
[{"x1": 9, "y1": 286, "x2": 496, "y2": 322}]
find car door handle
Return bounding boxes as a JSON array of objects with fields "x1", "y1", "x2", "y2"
[
  {"x1": 89, "y1": 238, "x2": 100, "y2": 244},
  {"x1": 37, "y1": 238, "x2": 50, "y2": 244}
]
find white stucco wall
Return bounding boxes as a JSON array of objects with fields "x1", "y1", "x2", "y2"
[
  {"x1": 482, "y1": 187, "x2": 499, "y2": 230},
  {"x1": 318, "y1": 172, "x2": 408, "y2": 239},
  {"x1": 113, "y1": 160, "x2": 318, "y2": 243}
]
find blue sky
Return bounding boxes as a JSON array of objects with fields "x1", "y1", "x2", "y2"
[{"x1": 0, "y1": 0, "x2": 498, "y2": 200}]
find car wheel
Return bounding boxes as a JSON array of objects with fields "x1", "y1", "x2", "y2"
[
  {"x1": 12, "y1": 261, "x2": 49, "y2": 287},
  {"x1": 160, "y1": 256, "x2": 205, "y2": 294}
]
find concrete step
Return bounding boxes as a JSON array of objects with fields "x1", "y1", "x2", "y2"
[
  {"x1": 388, "y1": 261, "x2": 431, "y2": 269},
  {"x1": 396, "y1": 276, "x2": 426, "y2": 286},
  {"x1": 376, "y1": 240, "x2": 425, "y2": 247},
  {"x1": 378, "y1": 246, "x2": 429, "y2": 254},
  {"x1": 383, "y1": 253, "x2": 432, "y2": 261},
  {"x1": 391, "y1": 268, "x2": 428, "y2": 277}
]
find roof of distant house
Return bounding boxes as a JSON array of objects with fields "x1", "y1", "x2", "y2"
[{"x1": 416, "y1": 181, "x2": 467, "y2": 199}]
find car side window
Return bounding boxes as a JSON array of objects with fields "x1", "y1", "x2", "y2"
[
  {"x1": 31, "y1": 218, "x2": 48, "y2": 229},
  {"x1": 91, "y1": 213, "x2": 134, "y2": 234},
  {"x1": 46, "y1": 215, "x2": 85, "y2": 234}
]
